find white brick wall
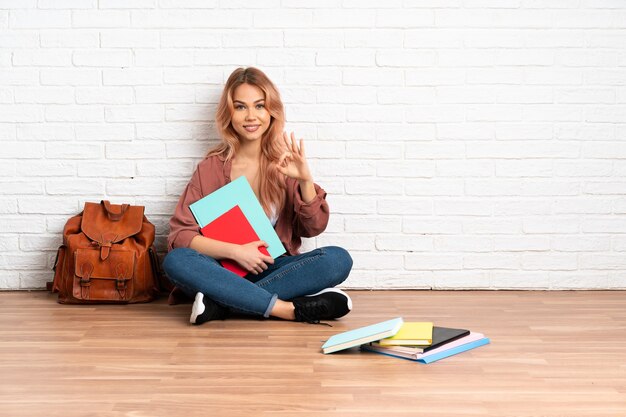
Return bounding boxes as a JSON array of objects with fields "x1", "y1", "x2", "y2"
[{"x1": 1, "y1": 2, "x2": 625, "y2": 290}]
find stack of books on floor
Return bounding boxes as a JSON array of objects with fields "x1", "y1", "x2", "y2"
[{"x1": 321, "y1": 317, "x2": 490, "y2": 364}]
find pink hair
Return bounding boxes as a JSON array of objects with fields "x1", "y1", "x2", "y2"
[{"x1": 207, "y1": 67, "x2": 286, "y2": 216}]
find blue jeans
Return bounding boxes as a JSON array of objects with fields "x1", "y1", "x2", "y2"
[{"x1": 162, "y1": 246, "x2": 353, "y2": 318}]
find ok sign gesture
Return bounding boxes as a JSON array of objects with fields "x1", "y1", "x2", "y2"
[{"x1": 276, "y1": 131, "x2": 313, "y2": 182}]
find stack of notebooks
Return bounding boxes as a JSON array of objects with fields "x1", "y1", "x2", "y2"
[{"x1": 321, "y1": 317, "x2": 489, "y2": 364}]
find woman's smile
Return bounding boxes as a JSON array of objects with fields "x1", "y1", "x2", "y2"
[{"x1": 244, "y1": 124, "x2": 261, "y2": 132}]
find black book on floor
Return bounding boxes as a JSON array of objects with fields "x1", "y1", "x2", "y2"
[{"x1": 370, "y1": 326, "x2": 470, "y2": 354}]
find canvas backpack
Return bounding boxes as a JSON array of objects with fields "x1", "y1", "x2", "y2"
[{"x1": 48, "y1": 200, "x2": 167, "y2": 304}]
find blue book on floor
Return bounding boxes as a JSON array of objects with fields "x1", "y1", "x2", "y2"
[
  {"x1": 321, "y1": 317, "x2": 404, "y2": 354},
  {"x1": 417, "y1": 337, "x2": 489, "y2": 364},
  {"x1": 361, "y1": 335, "x2": 490, "y2": 364}
]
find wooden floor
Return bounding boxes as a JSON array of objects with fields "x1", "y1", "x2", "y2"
[{"x1": 1, "y1": 290, "x2": 625, "y2": 417}]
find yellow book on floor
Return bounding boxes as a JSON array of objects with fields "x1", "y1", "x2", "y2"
[{"x1": 377, "y1": 322, "x2": 434, "y2": 346}]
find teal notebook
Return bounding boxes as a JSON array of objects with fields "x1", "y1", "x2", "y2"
[
  {"x1": 321, "y1": 317, "x2": 404, "y2": 354},
  {"x1": 189, "y1": 176, "x2": 286, "y2": 259}
]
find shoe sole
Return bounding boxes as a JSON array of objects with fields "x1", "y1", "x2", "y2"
[
  {"x1": 305, "y1": 287, "x2": 353, "y2": 311},
  {"x1": 190, "y1": 292, "x2": 205, "y2": 324}
]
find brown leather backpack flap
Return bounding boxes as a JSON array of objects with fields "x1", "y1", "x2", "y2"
[
  {"x1": 81, "y1": 201, "x2": 144, "y2": 246},
  {"x1": 73, "y1": 248, "x2": 135, "y2": 301},
  {"x1": 74, "y1": 249, "x2": 135, "y2": 282}
]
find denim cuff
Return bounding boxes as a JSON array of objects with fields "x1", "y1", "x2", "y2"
[{"x1": 263, "y1": 293, "x2": 279, "y2": 318}]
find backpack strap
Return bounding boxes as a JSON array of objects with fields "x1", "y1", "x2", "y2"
[
  {"x1": 149, "y1": 247, "x2": 173, "y2": 294},
  {"x1": 47, "y1": 245, "x2": 66, "y2": 293},
  {"x1": 114, "y1": 263, "x2": 128, "y2": 299},
  {"x1": 92, "y1": 231, "x2": 118, "y2": 261},
  {"x1": 78, "y1": 261, "x2": 94, "y2": 300},
  {"x1": 102, "y1": 200, "x2": 129, "y2": 221}
]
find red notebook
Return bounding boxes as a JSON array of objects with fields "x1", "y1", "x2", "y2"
[{"x1": 199, "y1": 205, "x2": 270, "y2": 277}]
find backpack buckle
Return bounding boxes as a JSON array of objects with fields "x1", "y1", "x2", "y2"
[{"x1": 79, "y1": 262, "x2": 93, "y2": 287}]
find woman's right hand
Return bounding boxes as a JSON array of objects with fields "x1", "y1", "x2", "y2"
[{"x1": 233, "y1": 241, "x2": 274, "y2": 275}]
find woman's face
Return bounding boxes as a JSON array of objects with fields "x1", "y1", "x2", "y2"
[{"x1": 231, "y1": 83, "x2": 271, "y2": 144}]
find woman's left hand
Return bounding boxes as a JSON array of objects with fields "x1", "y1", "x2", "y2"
[{"x1": 276, "y1": 131, "x2": 313, "y2": 182}]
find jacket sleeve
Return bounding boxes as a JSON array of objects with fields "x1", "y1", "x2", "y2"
[
  {"x1": 167, "y1": 171, "x2": 204, "y2": 251},
  {"x1": 290, "y1": 180, "x2": 330, "y2": 238}
]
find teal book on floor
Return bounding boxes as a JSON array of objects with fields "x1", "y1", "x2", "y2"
[{"x1": 321, "y1": 317, "x2": 404, "y2": 354}]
